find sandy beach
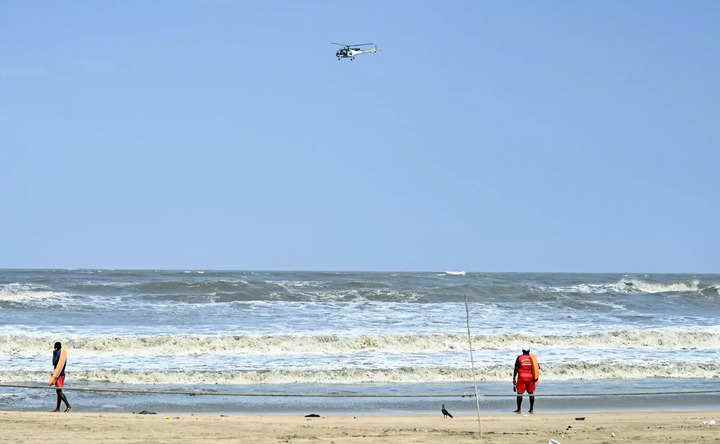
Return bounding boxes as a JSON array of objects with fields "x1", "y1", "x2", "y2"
[{"x1": 1, "y1": 411, "x2": 718, "y2": 443}]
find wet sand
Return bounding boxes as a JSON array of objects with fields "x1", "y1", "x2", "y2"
[{"x1": 0, "y1": 410, "x2": 718, "y2": 443}]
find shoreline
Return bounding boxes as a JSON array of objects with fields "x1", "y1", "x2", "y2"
[
  {"x1": 0, "y1": 410, "x2": 718, "y2": 443},
  {"x1": 3, "y1": 378, "x2": 719, "y2": 415}
]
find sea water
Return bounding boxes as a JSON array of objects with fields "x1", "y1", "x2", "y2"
[{"x1": 1, "y1": 270, "x2": 718, "y2": 412}]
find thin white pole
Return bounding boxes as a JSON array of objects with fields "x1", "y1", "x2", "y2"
[{"x1": 465, "y1": 294, "x2": 482, "y2": 440}]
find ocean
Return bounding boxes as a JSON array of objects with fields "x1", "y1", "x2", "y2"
[{"x1": 1, "y1": 270, "x2": 718, "y2": 413}]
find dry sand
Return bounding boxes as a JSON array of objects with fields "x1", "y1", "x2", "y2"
[{"x1": 0, "y1": 411, "x2": 718, "y2": 443}]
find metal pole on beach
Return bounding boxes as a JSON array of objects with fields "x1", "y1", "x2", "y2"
[{"x1": 465, "y1": 294, "x2": 482, "y2": 440}]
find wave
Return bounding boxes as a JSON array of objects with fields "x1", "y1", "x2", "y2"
[
  {"x1": 3, "y1": 329, "x2": 719, "y2": 357},
  {"x1": 266, "y1": 280, "x2": 327, "y2": 288},
  {"x1": 535, "y1": 279, "x2": 720, "y2": 295},
  {"x1": 2, "y1": 361, "x2": 719, "y2": 385},
  {"x1": 0, "y1": 283, "x2": 69, "y2": 304},
  {"x1": 76, "y1": 279, "x2": 253, "y2": 294},
  {"x1": 61, "y1": 278, "x2": 425, "y2": 303}
]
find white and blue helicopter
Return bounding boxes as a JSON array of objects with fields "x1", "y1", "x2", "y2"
[{"x1": 332, "y1": 42, "x2": 379, "y2": 61}]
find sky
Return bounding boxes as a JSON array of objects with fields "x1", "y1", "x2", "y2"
[{"x1": 1, "y1": 1, "x2": 718, "y2": 272}]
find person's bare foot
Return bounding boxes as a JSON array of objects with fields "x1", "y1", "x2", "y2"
[
  {"x1": 513, "y1": 409, "x2": 521, "y2": 414},
  {"x1": 64, "y1": 406, "x2": 72, "y2": 413}
]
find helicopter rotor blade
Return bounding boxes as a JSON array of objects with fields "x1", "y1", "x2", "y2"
[{"x1": 330, "y1": 42, "x2": 375, "y2": 47}]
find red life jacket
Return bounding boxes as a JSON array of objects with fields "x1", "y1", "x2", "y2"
[{"x1": 517, "y1": 354, "x2": 534, "y2": 380}]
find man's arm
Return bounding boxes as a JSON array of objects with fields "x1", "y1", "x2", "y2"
[{"x1": 512, "y1": 357, "x2": 519, "y2": 384}]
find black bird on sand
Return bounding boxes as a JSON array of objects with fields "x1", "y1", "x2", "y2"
[{"x1": 441, "y1": 404, "x2": 453, "y2": 419}]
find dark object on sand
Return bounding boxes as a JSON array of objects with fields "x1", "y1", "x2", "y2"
[
  {"x1": 134, "y1": 410, "x2": 157, "y2": 415},
  {"x1": 305, "y1": 413, "x2": 321, "y2": 418},
  {"x1": 441, "y1": 404, "x2": 453, "y2": 419},
  {"x1": 575, "y1": 417, "x2": 586, "y2": 421}
]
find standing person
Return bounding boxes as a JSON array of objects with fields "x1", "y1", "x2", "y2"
[
  {"x1": 512, "y1": 348, "x2": 539, "y2": 414},
  {"x1": 49, "y1": 341, "x2": 71, "y2": 413}
]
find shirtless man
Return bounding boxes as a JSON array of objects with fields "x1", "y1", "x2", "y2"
[{"x1": 49, "y1": 341, "x2": 71, "y2": 413}]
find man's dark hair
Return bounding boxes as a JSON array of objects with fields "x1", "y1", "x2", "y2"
[
  {"x1": 522, "y1": 349, "x2": 530, "y2": 354},
  {"x1": 54, "y1": 342, "x2": 61, "y2": 350}
]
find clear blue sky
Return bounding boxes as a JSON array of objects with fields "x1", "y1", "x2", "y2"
[{"x1": 2, "y1": 1, "x2": 718, "y2": 272}]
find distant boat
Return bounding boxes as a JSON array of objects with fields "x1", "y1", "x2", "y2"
[{"x1": 445, "y1": 271, "x2": 466, "y2": 276}]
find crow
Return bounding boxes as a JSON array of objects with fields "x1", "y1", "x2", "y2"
[{"x1": 441, "y1": 404, "x2": 453, "y2": 419}]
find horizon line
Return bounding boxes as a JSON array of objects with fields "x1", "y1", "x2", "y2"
[{"x1": 0, "y1": 267, "x2": 717, "y2": 275}]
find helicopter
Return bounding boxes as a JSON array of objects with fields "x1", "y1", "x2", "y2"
[{"x1": 332, "y1": 42, "x2": 378, "y2": 61}]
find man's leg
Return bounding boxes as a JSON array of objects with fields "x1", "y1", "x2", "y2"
[
  {"x1": 59, "y1": 389, "x2": 71, "y2": 411},
  {"x1": 528, "y1": 394, "x2": 535, "y2": 413},
  {"x1": 53, "y1": 389, "x2": 62, "y2": 412},
  {"x1": 514, "y1": 380, "x2": 525, "y2": 413}
]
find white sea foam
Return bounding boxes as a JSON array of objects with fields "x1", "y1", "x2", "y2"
[
  {"x1": 0, "y1": 283, "x2": 69, "y2": 304},
  {"x1": 77, "y1": 280, "x2": 140, "y2": 288},
  {"x1": 267, "y1": 280, "x2": 327, "y2": 288},
  {"x1": 265, "y1": 283, "x2": 422, "y2": 302},
  {"x1": 535, "y1": 279, "x2": 717, "y2": 295},
  {"x1": 2, "y1": 361, "x2": 718, "y2": 385},
  {"x1": 2, "y1": 329, "x2": 718, "y2": 357}
]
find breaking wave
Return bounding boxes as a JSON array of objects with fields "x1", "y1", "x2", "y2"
[
  {"x1": 62, "y1": 278, "x2": 425, "y2": 303},
  {"x1": 0, "y1": 283, "x2": 69, "y2": 304},
  {"x1": 3, "y1": 329, "x2": 719, "y2": 357},
  {"x1": 2, "y1": 361, "x2": 719, "y2": 385},
  {"x1": 535, "y1": 279, "x2": 719, "y2": 295}
]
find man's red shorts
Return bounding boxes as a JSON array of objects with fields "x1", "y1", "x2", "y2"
[
  {"x1": 54, "y1": 375, "x2": 65, "y2": 388},
  {"x1": 515, "y1": 378, "x2": 535, "y2": 394}
]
